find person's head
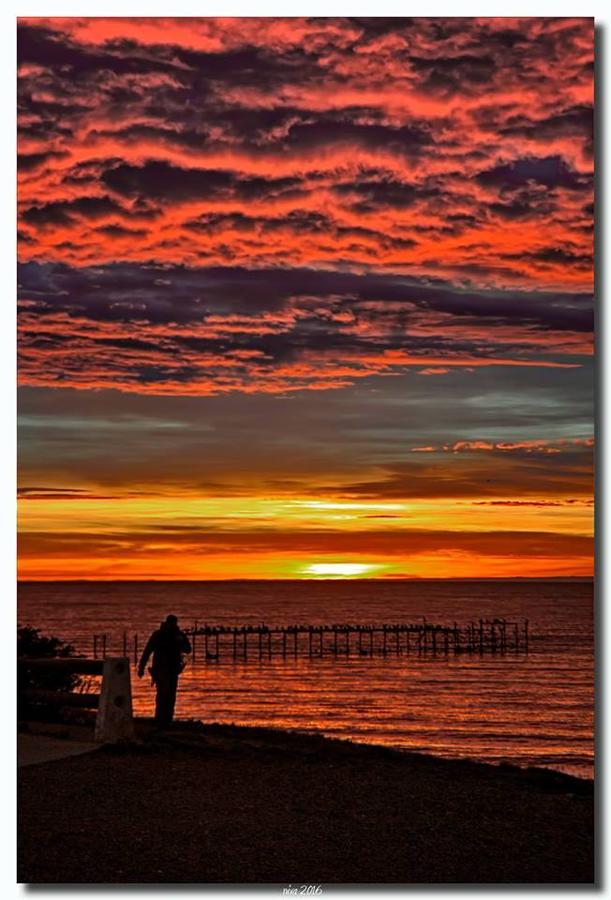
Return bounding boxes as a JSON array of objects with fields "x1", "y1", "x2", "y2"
[{"x1": 165, "y1": 614, "x2": 178, "y2": 627}]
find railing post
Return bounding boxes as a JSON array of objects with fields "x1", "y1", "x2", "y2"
[{"x1": 94, "y1": 657, "x2": 135, "y2": 743}]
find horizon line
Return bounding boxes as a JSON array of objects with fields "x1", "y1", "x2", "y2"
[{"x1": 17, "y1": 576, "x2": 594, "y2": 584}]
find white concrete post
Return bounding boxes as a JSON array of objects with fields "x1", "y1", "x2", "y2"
[{"x1": 94, "y1": 657, "x2": 135, "y2": 743}]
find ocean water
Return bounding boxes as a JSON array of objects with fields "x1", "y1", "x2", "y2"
[{"x1": 18, "y1": 579, "x2": 594, "y2": 778}]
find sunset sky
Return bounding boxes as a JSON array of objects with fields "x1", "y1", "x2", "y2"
[{"x1": 17, "y1": 16, "x2": 594, "y2": 580}]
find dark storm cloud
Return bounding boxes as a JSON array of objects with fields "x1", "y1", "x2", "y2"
[
  {"x1": 101, "y1": 161, "x2": 303, "y2": 203},
  {"x1": 17, "y1": 150, "x2": 68, "y2": 172},
  {"x1": 282, "y1": 119, "x2": 431, "y2": 154},
  {"x1": 476, "y1": 156, "x2": 591, "y2": 192},
  {"x1": 18, "y1": 527, "x2": 593, "y2": 559},
  {"x1": 16, "y1": 260, "x2": 592, "y2": 396},
  {"x1": 326, "y1": 446, "x2": 594, "y2": 500},
  {"x1": 331, "y1": 179, "x2": 424, "y2": 212},
  {"x1": 22, "y1": 196, "x2": 126, "y2": 227},
  {"x1": 499, "y1": 105, "x2": 594, "y2": 143},
  {"x1": 182, "y1": 210, "x2": 417, "y2": 251},
  {"x1": 95, "y1": 224, "x2": 149, "y2": 239},
  {"x1": 17, "y1": 22, "x2": 181, "y2": 77},
  {"x1": 18, "y1": 261, "x2": 594, "y2": 330},
  {"x1": 410, "y1": 53, "x2": 497, "y2": 94}
]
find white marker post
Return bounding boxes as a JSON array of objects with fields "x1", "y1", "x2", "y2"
[{"x1": 94, "y1": 657, "x2": 136, "y2": 743}]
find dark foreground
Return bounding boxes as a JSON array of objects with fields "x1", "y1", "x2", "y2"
[{"x1": 18, "y1": 721, "x2": 594, "y2": 884}]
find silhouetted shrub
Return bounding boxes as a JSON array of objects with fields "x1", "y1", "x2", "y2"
[{"x1": 18, "y1": 625, "x2": 82, "y2": 717}]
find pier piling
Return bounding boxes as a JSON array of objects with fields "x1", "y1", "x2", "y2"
[{"x1": 119, "y1": 618, "x2": 530, "y2": 668}]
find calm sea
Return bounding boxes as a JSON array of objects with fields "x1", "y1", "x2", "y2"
[{"x1": 18, "y1": 579, "x2": 594, "y2": 778}]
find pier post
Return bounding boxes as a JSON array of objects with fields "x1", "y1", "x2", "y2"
[{"x1": 115, "y1": 618, "x2": 530, "y2": 666}]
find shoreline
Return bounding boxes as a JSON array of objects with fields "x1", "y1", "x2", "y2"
[
  {"x1": 21, "y1": 716, "x2": 595, "y2": 785},
  {"x1": 144, "y1": 718, "x2": 595, "y2": 785},
  {"x1": 19, "y1": 719, "x2": 594, "y2": 884},
  {"x1": 21, "y1": 716, "x2": 596, "y2": 785},
  {"x1": 178, "y1": 720, "x2": 596, "y2": 783}
]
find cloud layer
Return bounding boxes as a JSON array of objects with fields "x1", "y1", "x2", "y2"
[{"x1": 18, "y1": 17, "x2": 593, "y2": 396}]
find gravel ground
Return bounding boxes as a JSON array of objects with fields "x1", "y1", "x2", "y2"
[{"x1": 18, "y1": 722, "x2": 594, "y2": 885}]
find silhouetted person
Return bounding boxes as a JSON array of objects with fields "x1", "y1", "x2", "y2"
[{"x1": 137, "y1": 614, "x2": 191, "y2": 728}]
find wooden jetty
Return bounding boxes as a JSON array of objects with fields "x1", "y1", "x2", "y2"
[{"x1": 92, "y1": 619, "x2": 530, "y2": 663}]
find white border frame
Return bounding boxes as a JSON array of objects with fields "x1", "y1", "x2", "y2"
[{"x1": 2, "y1": 5, "x2": 606, "y2": 898}]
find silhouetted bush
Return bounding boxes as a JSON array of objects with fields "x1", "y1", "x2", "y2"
[{"x1": 18, "y1": 625, "x2": 82, "y2": 717}]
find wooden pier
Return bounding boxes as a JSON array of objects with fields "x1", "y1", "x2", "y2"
[{"x1": 92, "y1": 619, "x2": 530, "y2": 663}]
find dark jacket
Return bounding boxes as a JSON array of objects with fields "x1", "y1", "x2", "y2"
[{"x1": 139, "y1": 622, "x2": 191, "y2": 677}]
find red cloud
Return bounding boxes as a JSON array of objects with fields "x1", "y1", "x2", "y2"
[{"x1": 18, "y1": 17, "x2": 593, "y2": 292}]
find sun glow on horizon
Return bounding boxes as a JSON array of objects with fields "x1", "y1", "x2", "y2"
[
  {"x1": 304, "y1": 562, "x2": 385, "y2": 578},
  {"x1": 17, "y1": 490, "x2": 593, "y2": 580}
]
